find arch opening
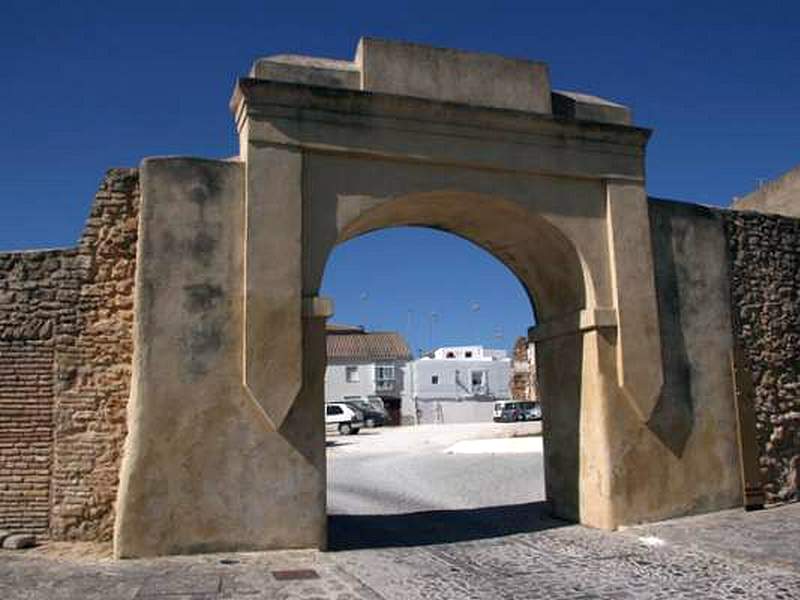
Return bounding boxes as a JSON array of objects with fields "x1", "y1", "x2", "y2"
[{"x1": 314, "y1": 190, "x2": 593, "y2": 548}]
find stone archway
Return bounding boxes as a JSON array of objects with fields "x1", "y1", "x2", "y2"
[{"x1": 113, "y1": 39, "x2": 743, "y2": 558}]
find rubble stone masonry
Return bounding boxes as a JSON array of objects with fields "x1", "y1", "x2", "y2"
[
  {"x1": 724, "y1": 210, "x2": 800, "y2": 504},
  {"x1": 0, "y1": 169, "x2": 138, "y2": 540}
]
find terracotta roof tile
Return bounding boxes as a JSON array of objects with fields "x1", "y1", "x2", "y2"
[{"x1": 327, "y1": 330, "x2": 411, "y2": 361}]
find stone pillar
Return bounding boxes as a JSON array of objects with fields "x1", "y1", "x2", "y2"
[
  {"x1": 238, "y1": 135, "x2": 328, "y2": 549},
  {"x1": 530, "y1": 309, "x2": 618, "y2": 529}
]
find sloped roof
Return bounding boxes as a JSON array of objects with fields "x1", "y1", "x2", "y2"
[{"x1": 327, "y1": 327, "x2": 412, "y2": 361}]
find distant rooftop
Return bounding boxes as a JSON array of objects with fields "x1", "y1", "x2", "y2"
[
  {"x1": 326, "y1": 323, "x2": 365, "y2": 334},
  {"x1": 326, "y1": 324, "x2": 411, "y2": 361},
  {"x1": 733, "y1": 163, "x2": 800, "y2": 219},
  {"x1": 420, "y1": 345, "x2": 508, "y2": 361}
]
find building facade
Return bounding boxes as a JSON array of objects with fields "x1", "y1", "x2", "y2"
[
  {"x1": 510, "y1": 336, "x2": 538, "y2": 402},
  {"x1": 409, "y1": 345, "x2": 512, "y2": 424},
  {"x1": 324, "y1": 324, "x2": 412, "y2": 425}
]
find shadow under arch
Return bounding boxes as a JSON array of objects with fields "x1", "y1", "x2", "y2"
[{"x1": 310, "y1": 190, "x2": 592, "y2": 538}]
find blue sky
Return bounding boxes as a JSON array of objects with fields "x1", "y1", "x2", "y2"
[{"x1": 2, "y1": 1, "x2": 798, "y2": 354}]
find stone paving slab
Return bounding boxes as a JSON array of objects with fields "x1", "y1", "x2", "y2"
[
  {"x1": 1, "y1": 504, "x2": 799, "y2": 599},
  {"x1": 0, "y1": 549, "x2": 380, "y2": 600},
  {"x1": 337, "y1": 520, "x2": 800, "y2": 600},
  {"x1": 627, "y1": 503, "x2": 800, "y2": 573}
]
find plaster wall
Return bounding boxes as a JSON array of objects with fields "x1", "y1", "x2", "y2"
[
  {"x1": 533, "y1": 198, "x2": 746, "y2": 527},
  {"x1": 324, "y1": 359, "x2": 409, "y2": 403},
  {"x1": 609, "y1": 199, "x2": 742, "y2": 522},
  {"x1": 415, "y1": 398, "x2": 495, "y2": 424},
  {"x1": 114, "y1": 158, "x2": 325, "y2": 557},
  {"x1": 412, "y1": 357, "x2": 511, "y2": 401}
]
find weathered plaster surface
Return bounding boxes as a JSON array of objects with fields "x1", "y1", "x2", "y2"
[{"x1": 114, "y1": 158, "x2": 325, "y2": 558}]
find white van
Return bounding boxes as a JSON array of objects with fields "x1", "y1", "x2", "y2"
[
  {"x1": 325, "y1": 402, "x2": 364, "y2": 435},
  {"x1": 493, "y1": 400, "x2": 541, "y2": 422}
]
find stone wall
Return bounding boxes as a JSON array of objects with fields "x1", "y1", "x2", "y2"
[
  {"x1": 0, "y1": 169, "x2": 139, "y2": 540},
  {"x1": 724, "y1": 210, "x2": 800, "y2": 504},
  {"x1": 50, "y1": 169, "x2": 139, "y2": 540}
]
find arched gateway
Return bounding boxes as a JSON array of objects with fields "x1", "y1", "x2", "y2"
[{"x1": 113, "y1": 39, "x2": 745, "y2": 557}]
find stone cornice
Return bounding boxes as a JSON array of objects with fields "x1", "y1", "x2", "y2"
[{"x1": 231, "y1": 78, "x2": 651, "y2": 149}]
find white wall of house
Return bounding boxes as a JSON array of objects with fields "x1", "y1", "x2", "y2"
[
  {"x1": 325, "y1": 359, "x2": 410, "y2": 404},
  {"x1": 403, "y1": 346, "x2": 512, "y2": 424},
  {"x1": 324, "y1": 345, "x2": 512, "y2": 425},
  {"x1": 413, "y1": 358, "x2": 510, "y2": 399}
]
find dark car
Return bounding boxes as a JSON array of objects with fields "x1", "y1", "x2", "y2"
[{"x1": 345, "y1": 400, "x2": 387, "y2": 428}]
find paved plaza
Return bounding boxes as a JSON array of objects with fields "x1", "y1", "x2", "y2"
[{"x1": 1, "y1": 503, "x2": 798, "y2": 599}]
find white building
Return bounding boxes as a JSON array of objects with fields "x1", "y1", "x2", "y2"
[
  {"x1": 325, "y1": 326, "x2": 514, "y2": 426},
  {"x1": 408, "y1": 345, "x2": 511, "y2": 424},
  {"x1": 325, "y1": 324, "x2": 412, "y2": 425}
]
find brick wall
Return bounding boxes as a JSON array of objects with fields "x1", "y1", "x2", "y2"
[
  {"x1": 0, "y1": 169, "x2": 139, "y2": 540},
  {"x1": 0, "y1": 249, "x2": 73, "y2": 535},
  {"x1": 724, "y1": 210, "x2": 800, "y2": 504}
]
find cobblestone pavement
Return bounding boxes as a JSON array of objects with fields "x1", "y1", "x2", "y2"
[{"x1": 1, "y1": 504, "x2": 799, "y2": 599}]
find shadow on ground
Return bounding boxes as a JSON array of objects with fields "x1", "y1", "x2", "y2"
[
  {"x1": 327, "y1": 501, "x2": 569, "y2": 551},
  {"x1": 325, "y1": 440, "x2": 354, "y2": 448}
]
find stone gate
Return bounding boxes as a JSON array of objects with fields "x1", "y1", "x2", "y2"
[{"x1": 0, "y1": 38, "x2": 797, "y2": 558}]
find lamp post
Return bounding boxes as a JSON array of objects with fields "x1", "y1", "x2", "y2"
[{"x1": 428, "y1": 311, "x2": 439, "y2": 351}]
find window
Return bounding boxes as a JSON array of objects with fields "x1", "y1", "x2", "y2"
[
  {"x1": 431, "y1": 375, "x2": 439, "y2": 385},
  {"x1": 465, "y1": 351, "x2": 473, "y2": 358},
  {"x1": 375, "y1": 364, "x2": 395, "y2": 391},
  {"x1": 471, "y1": 370, "x2": 488, "y2": 394},
  {"x1": 326, "y1": 405, "x2": 343, "y2": 416},
  {"x1": 446, "y1": 351, "x2": 455, "y2": 358},
  {"x1": 345, "y1": 366, "x2": 359, "y2": 383}
]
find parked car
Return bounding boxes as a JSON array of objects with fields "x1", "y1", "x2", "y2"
[
  {"x1": 519, "y1": 401, "x2": 542, "y2": 421},
  {"x1": 493, "y1": 400, "x2": 542, "y2": 422},
  {"x1": 325, "y1": 402, "x2": 364, "y2": 435},
  {"x1": 344, "y1": 399, "x2": 387, "y2": 428}
]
